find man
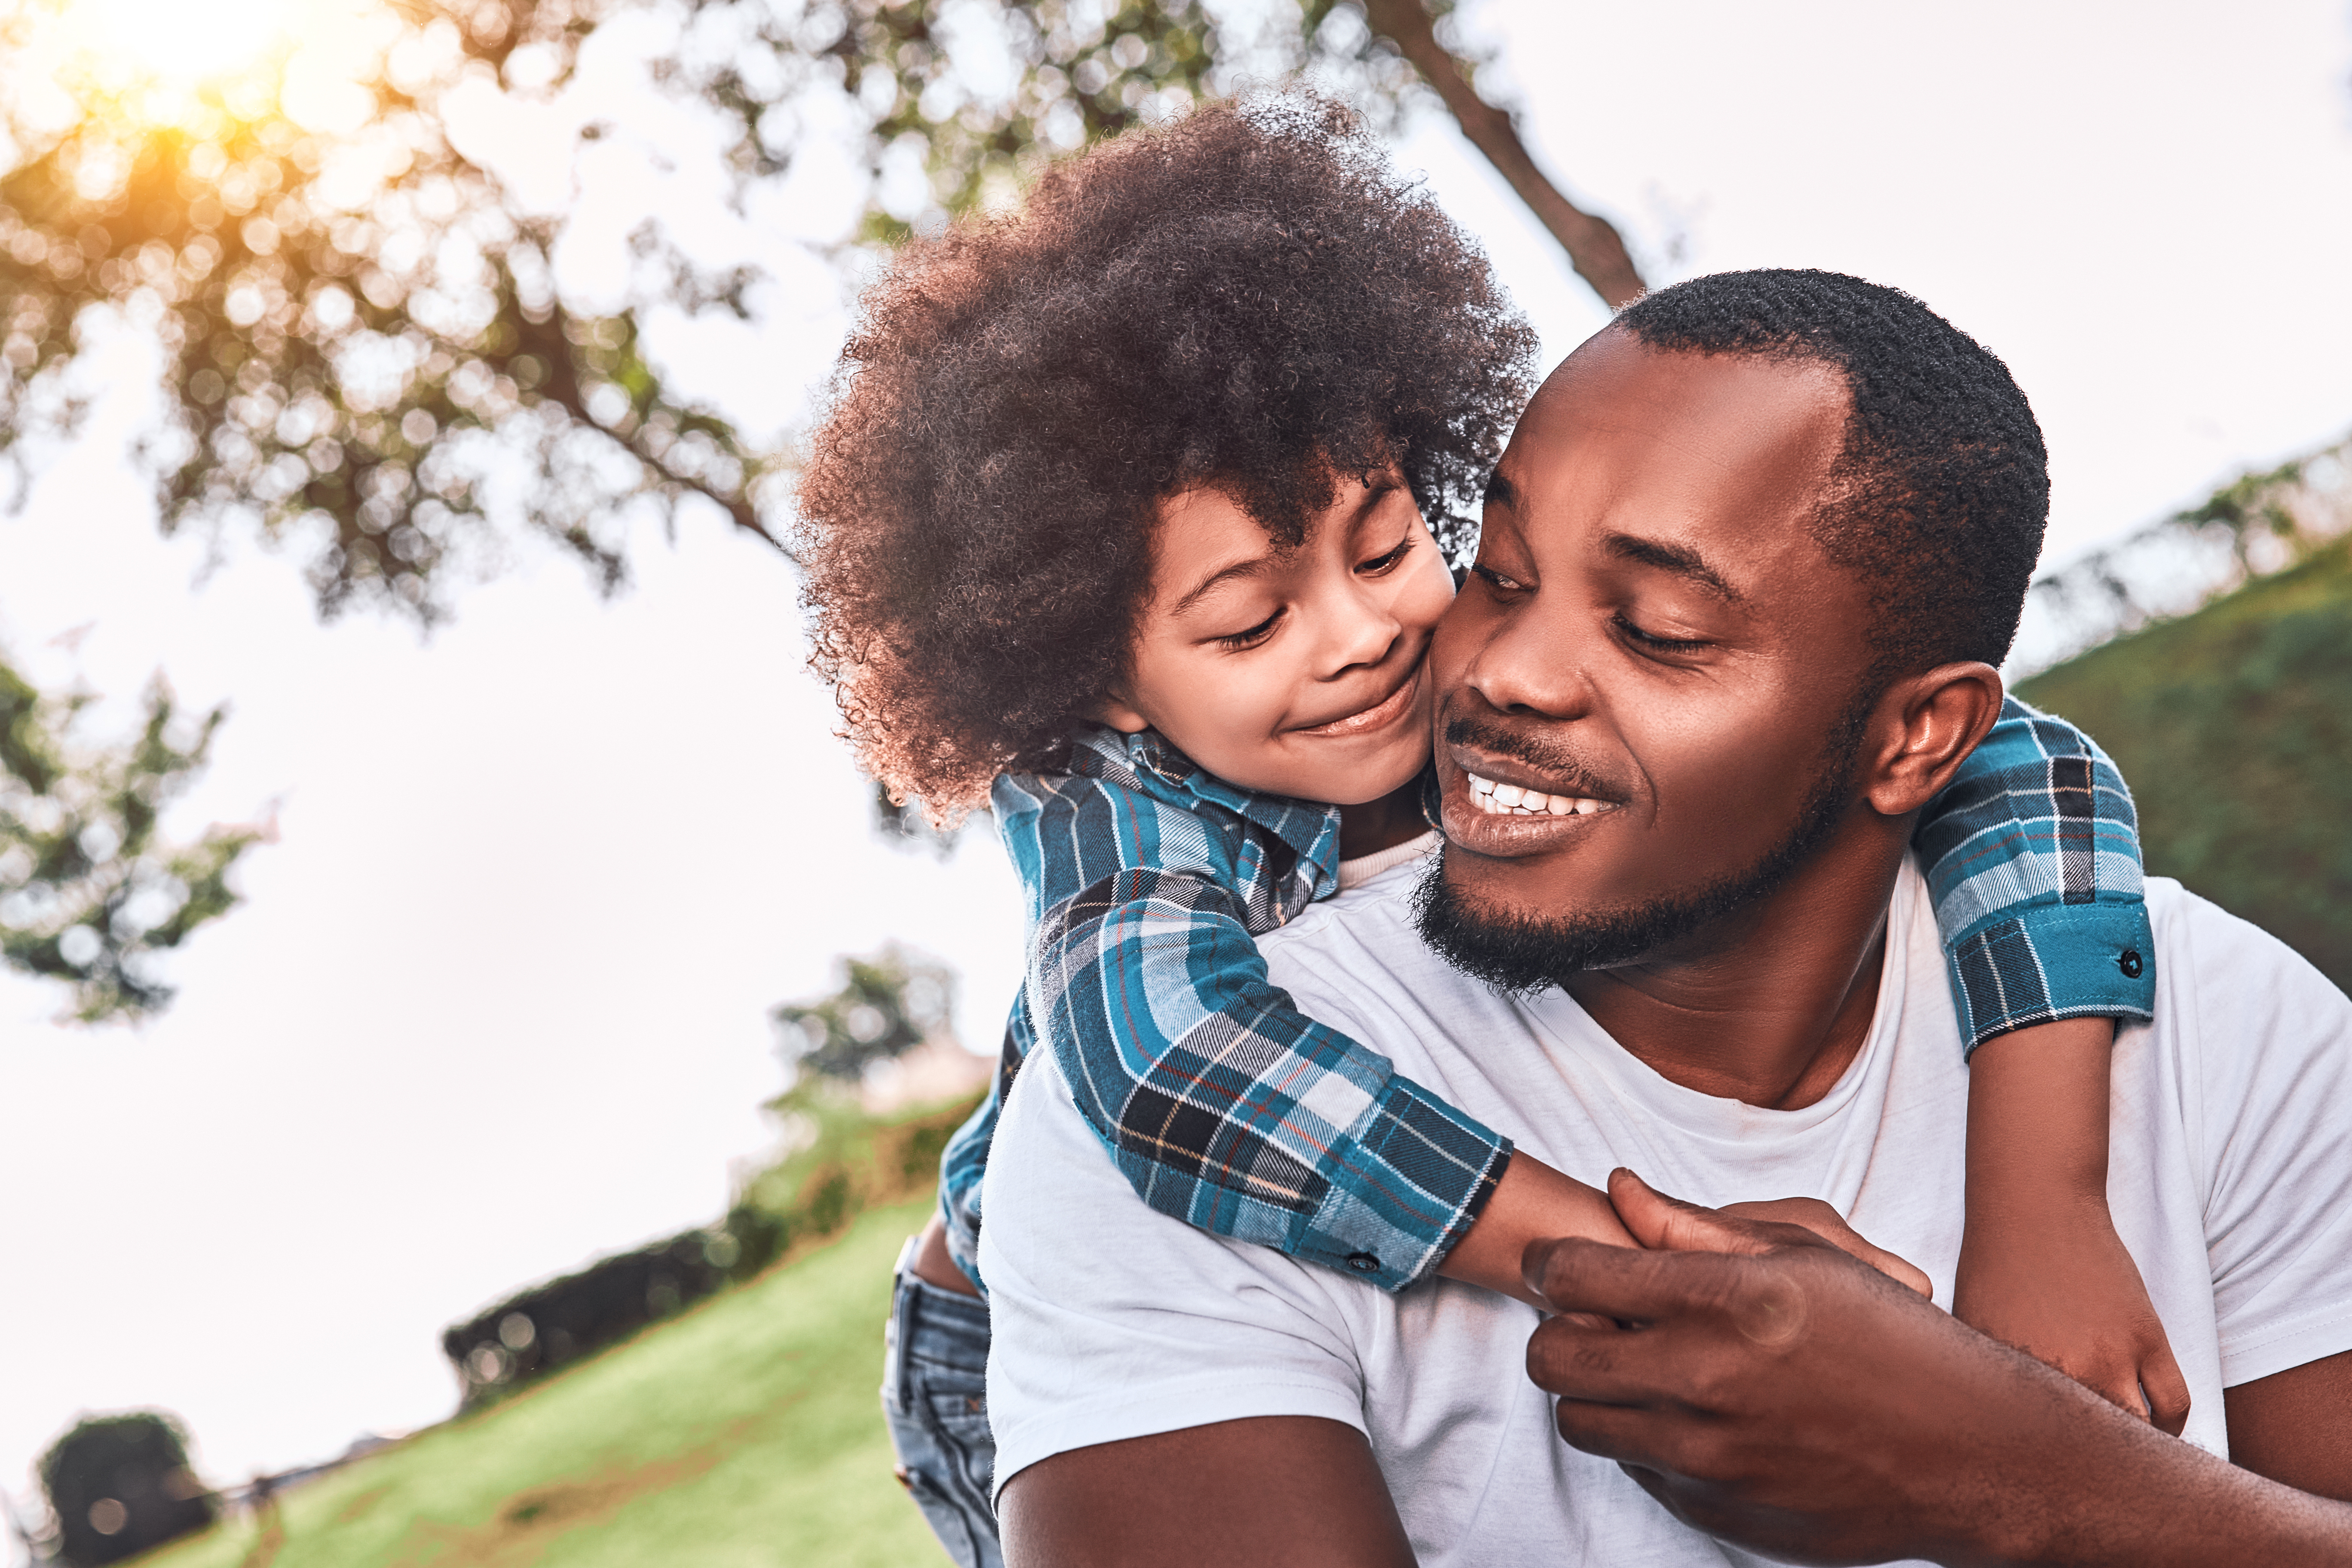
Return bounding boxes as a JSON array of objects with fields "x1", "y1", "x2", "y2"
[{"x1": 975, "y1": 270, "x2": 2352, "y2": 1565}]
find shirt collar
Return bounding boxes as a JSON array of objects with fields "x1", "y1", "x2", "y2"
[{"x1": 1064, "y1": 726, "x2": 1344, "y2": 886}]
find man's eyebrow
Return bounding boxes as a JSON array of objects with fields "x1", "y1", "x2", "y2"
[
  {"x1": 1484, "y1": 471, "x2": 1517, "y2": 510},
  {"x1": 1604, "y1": 533, "x2": 1745, "y2": 605}
]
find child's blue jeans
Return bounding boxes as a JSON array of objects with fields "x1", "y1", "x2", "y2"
[{"x1": 882, "y1": 1237, "x2": 1002, "y2": 1567}]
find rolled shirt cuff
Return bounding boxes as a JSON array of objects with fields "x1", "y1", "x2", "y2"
[
  {"x1": 1950, "y1": 899, "x2": 2158, "y2": 1057},
  {"x1": 1291, "y1": 1074, "x2": 1514, "y2": 1292}
]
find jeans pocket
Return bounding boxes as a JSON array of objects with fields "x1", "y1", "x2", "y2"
[{"x1": 923, "y1": 1381, "x2": 996, "y2": 1502}]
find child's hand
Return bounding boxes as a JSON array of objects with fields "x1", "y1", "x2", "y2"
[
  {"x1": 1953, "y1": 1197, "x2": 2191, "y2": 1433},
  {"x1": 1439, "y1": 1152, "x2": 1635, "y2": 1310},
  {"x1": 1717, "y1": 1196, "x2": 1933, "y2": 1298}
]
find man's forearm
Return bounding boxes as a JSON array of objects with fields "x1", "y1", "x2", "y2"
[
  {"x1": 1982, "y1": 1434, "x2": 2352, "y2": 1568},
  {"x1": 1921, "y1": 1366, "x2": 2352, "y2": 1568}
]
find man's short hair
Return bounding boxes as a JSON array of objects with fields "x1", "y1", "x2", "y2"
[{"x1": 1617, "y1": 269, "x2": 2048, "y2": 676}]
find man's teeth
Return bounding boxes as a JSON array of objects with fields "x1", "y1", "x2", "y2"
[{"x1": 1465, "y1": 772, "x2": 1614, "y2": 818}]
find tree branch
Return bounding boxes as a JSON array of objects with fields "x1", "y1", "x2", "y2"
[
  {"x1": 515, "y1": 303, "x2": 792, "y2": 559},
  {"x1": 1359, "y1": 0, "x2": 1646, "y2": 310}
]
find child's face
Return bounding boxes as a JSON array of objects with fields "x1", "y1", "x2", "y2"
[{"x1": 1100, "y1": 470, "x2": 1454, "y2": 807}]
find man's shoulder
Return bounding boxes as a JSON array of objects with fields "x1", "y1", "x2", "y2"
[
  {"x1": 2146, "y1": 875, "x2": 2349, "y2": 1020},
  {"x1": 2141, "y1": 875, "x2": 2351, "y2": 1101}
]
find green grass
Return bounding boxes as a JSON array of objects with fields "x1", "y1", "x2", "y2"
[
  {"x1": 137, "y1": 1197, "x2": 943, "y2": 1568},
  {"x1": 2020, "y1": 535, "x2": 2352, "y2": 992}
]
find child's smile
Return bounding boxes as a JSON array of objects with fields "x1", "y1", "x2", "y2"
[
  {"x1": 1291, "y1": 661, "x2": 1423, "y2": 738},
  {"x1": 1098, "y1": 468, "x2": 1456, "y2": 808}
]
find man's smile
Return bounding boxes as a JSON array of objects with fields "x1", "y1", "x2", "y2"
[
  {"x1": 1464, "y1": 771, "x2": 1617, "y2": 817},
  {"x1": 1440, "y1": 748, "x2": 1626, "y2": 855}
]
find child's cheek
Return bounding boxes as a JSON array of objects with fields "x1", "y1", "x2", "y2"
[{"x1": 1403, "y1": 548, "x2": 1458, "y2": 635}]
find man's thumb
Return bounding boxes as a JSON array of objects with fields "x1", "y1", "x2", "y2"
[{"x1": 1609, "y1": 1168, "x2": 1773, "y2": 1256}]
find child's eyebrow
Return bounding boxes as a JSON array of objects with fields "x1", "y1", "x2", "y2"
[{"x1": 1171, "y1": 553, "x2": 1274, "y2": 616}]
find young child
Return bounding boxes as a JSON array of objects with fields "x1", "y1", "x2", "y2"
[{"x1": 796, "y1": 97, "x2": 2179, "y2": 1568}]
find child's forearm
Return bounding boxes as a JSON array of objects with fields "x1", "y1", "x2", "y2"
[
  {"x1": 1437, "y1": 1152, "x2": 1635, "y2": 1308},
  {"x1": 1965, "y1": 1015, "x2": 2117, "y2": 1219},
  {"x1": 1957, "y1": 1014, "x2": 2193, "y2": 1427}
]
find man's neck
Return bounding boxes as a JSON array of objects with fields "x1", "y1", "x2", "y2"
[
  {"x1": 1338, "y1": 778, "x2": 1433, "y2": 861},
  {"x1": 1561, "y1": 824, "x2": 1911, "y2": 1110}
]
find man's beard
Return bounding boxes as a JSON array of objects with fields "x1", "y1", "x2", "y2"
[{"x1": 1414, "y1": 701, "x2": 1871, "y2": 995}]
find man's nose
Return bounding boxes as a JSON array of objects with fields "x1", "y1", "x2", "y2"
[{"x1": 1459, "y1": 606, "x2": 1596, "y2": 720}]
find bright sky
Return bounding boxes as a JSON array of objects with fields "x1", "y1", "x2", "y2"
[{"x1": 5, "y1": 0, "x2": 2350, "y2": 1531}]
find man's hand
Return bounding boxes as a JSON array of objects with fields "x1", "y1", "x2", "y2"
[{"x1": 1519, "y1": 1170, "x2": 2349, "y2": 1568}]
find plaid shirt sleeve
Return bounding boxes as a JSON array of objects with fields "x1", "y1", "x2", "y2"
[
  {"x1": 941, "y1": 762, "x2": 1512, "y2": 1295},
  {"x1": 1915, "y1": 695, "x2": 2157, "y2": 1055}
]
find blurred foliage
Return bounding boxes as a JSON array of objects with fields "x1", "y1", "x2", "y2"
[
  {"x1": 448, "y1": 940, "x2": 972, "y2": 1405},
  {"x1": 443, "y1": 1224, "x2": 738, "y2": 1406},
  {"x1": 670, "y1": 0, "x2": 1455, "y2": 242},
  {"x1": 772, "y1": 939, "x2": 952, "y2": 1081},
  {"x1": 0, "y1": 654, "x2": 257, "y2": 1022},
  {"x1": 2021, "y1": 533, "x2": 2352, "y2": 994},
  {"x1": 0, "y1": 0, "x2": 1485, "y2": 626},
  {"x1": 0, "y1": 0, "x2": 779, "y2": 625},
  {"x1": 726, "y1": 1079, "x2": 974, "y2": 1269},
  {"x1": 445, "y1": 1081, "x2": 977, "y2": 1405},
  {"x1": 2023, "y1": 434, "x2": 2351, "y2": 674},
  {"x1": 38, "y1": 1411, "x2": 213, "y2": 1567}
]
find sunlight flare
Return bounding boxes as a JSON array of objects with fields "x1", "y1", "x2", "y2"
[{"x1": 44, "y1": 0, "x2": 392, "y2": 135}]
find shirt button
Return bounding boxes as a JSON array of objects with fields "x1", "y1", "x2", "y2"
[
  {"x1": 1345, "y1": 1253, "x2": 1381, "y2": 1274},
  {"x1": 2118, "y1": 949, "x2": 2144, "y2": 979}
]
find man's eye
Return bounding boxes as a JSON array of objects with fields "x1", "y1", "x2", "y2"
[
  {"x1": 1358, "y1": 534, "x2": 1415, "y2": 575},
  {"x1": 1614, "y1": 614, "x2": 1709, "y2": 655},
  {"x1": 1472, "y1": 564, "x2": 1529, "y2": 593},
  {"x1": 1215, "y1": 609, "x2": 1284, "y2": 650}
]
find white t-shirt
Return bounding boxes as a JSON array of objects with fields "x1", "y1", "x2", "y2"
[{"x1": 978, "y1": 858, "x2": 2352, "y2": 1566}]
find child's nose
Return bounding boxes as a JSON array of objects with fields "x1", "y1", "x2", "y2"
[{"x1": 1324, "y1": 593, "x2": 1403, "y2": 674}]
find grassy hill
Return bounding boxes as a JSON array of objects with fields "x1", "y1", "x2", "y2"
[
  {"x1": 135, "y1": 1196, "x2": 942, "y2": 1568},
  {"x1": 2019, "y1": 535, "x2": 2352, "y2": 992}
]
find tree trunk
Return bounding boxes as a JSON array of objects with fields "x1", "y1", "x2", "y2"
[{"x1": 1359, "y1": 0, "x2": 1647, "y2": 311}]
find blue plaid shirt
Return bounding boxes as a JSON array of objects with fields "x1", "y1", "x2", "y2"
[{"x1": 938, "y1": 698, "x2": 2154, "y2": 1293}]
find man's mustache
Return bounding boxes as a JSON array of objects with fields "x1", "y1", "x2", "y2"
[{"x1": 1442, "y1": 712, "x2": 1628, "y2": 804}]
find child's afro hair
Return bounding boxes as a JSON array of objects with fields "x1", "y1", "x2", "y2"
[{"x1": 793, "y1": 92, "x2": 1538, "y2": 817}]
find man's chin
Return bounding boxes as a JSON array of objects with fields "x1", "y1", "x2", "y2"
[{"x1": 1412, "y1": 852, "x2": 1704, "y2": 995}]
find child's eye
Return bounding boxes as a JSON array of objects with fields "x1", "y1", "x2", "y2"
[
  {"x1": 1613, "y1": 613, "x2": 1710, "y2": 655},
  {"x1": 1214, "y1": 609, "x2": 1284, "y2": 650},
  {"x1": 1357, "y1": 534, "x2": 1415, "y2": 576}
]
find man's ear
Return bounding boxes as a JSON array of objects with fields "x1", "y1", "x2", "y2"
[{"x1": 1861, "y1": 662, "x2": 2005, "y2": 818}]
